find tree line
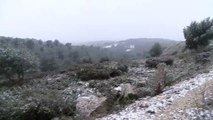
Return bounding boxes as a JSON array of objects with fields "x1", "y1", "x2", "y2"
[{"x1": 0, "y1": 37, "x2": 115, "y2": 80}]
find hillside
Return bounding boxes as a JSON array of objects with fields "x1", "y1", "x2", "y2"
[
  {"x1": 0, "y1": 36, "x2": 124, "y2": 73},
  {"x1": 99, "y1": 69, "x2": 213, "y2": 120},
  {"x1": 1, "y1": 41, "x2": 213, "y2": 120},
  {"x1": 0, "y1": 18, "x2": 212, "y2": 120},
  {"x1": 83, "y1": 38, "x2": 177, "y2": 58}
]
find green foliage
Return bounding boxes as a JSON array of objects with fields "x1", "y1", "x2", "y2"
[
  {"x1": 40, "y1": 58, "x2": 58, "y2": 72},
  {"x1": 25, "y1": 40, "x2": 35, "y2": 49},
  {"x1": 149, "y1": 43, "x2": 163, "y2": 57},
  {"x1": 0, "y1": 36, "x2": 134, "y2": 73},
  {"x1": 0, "y1": 88, "x2": 75, "y2": 120},
  {"x1": 65, "y1": 43, "x2": 72, "y2": 49},
  {"x1": 76, "y1": 63, "x2": 128, "y2": 81},
  {"x1": 99, "y1": 57, "x2": 110, "y2": 63},
  {"x1": 80, "y1": 57, "x2": 93, "y2": 64},
  {"x1": 0, "y1": 48, "x2": 39, "y2": 80},
  {"x1": 68, "y1": 51, "x2": 79, "y2": 62},
  {"x1": 184, "y1": 17, "x2": 213, "y2": 49}
]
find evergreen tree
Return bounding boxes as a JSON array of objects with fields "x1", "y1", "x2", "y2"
[
  {"x1": 149, "y1": 43, "x2": 162, "y2": 57},
  {"x1": 184, "y1": 17, "x2": 213, "y2": 49}
]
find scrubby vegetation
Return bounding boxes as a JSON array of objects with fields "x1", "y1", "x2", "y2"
[
  {"x1": 0, "y1": 37, "x2": 115, "y2": 73},
  {"x1": 149, "y1": 42, "x2": 163, "y2": 57},
  {"x1": 0, "y1": 48, "x2": 39, "y2": 81},
  {"x1": 75, "y1": 63, "x2": 128, "y2": 81},
  {"x1": 184, "y1": 17, "x2": 213, "y2": 49},
  {"x1": 0, "y1": 17, "x2": 213, "y2": 120}
]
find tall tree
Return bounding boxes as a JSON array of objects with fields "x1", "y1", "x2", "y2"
[{"x1": 184, "y1": 17, "x2": 213, "y2": 49}]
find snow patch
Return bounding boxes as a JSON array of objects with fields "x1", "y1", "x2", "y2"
[
  {"x1": 126, "y1": 49, "x2": 132, "y2": 52},
  {"x1": 113, "y1": 43, "x2": 118, "y2": 47},
  {"x1": 103, "y1": 45, "x2": 112, "y2": 48},
  {"x1": 130, "y1": 45, "x2": 135, "y2": 49},
  {"x1": 114, "y1": 86, "x2": 122, "y2": 91}
]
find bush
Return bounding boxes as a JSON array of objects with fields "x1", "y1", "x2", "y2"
[
  {"x1": 147, "y1": 63, "x2": 172, "y2": 94},
  {"x1": 149, "y1": 43, "x2": 163, "y2": 57},
  {"x1": 0, "y1": 88, "x2": 76, "y2": 120},
  {"x1": 0, "y1": 48, "x2": 39, "y2": 81},
  {"x1": 99, "y1": 57, "x2": 110, "y2": 63},
  {"x1": 145, "y1": 57, "x2": 173, "y2": 68},
  {"x1": 80, "y1": 57, "x2": 93, "y2": 64},
  {"x1": 136, "y1": 87, "x2": 155, "y2": 98},
  {"x1": 76, "y1": 63, "x2": 128, "y2": 81},
  {"x1": 184, "y1": 17, "x2": 213, "y2": 49},
  {"x1": 40, "y1": 57, "x2": 58, "y2": 72},
  {"x1": 117, "y1": 64, "x2": 128, "y2": 73}
]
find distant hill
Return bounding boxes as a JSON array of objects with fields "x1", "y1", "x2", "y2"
[{"x1": 82, "y1": 38, "x2": 178, "y2": 58}]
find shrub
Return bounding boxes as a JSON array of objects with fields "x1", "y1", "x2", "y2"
[
  {"x1": 145, "y1": 57, "x2": 173, "y2": 68},
  {"x1": 40, "y1": 57, "x2": 58, "y2": 72},
  {"x1": 0, "y1": 88, "x2": 76, "y2": 120},
  {"x1": 148, "y1": 63, "x2": 171, "y2": 94},
  {"x1": 184, "y1": 17, "x2": 213, "y2": 49},
  {"x1": 0, "y1": 48, "x2": 39, "y2": 81},
  {"x1": 136, "y1": 87, "x2": 155, "y2": 98},
  {"x1": 76, "y1": 63, "x2": 128, "y2": 81},
  {"x1": 117, "y1": 64, "x2": 128, "y2": 73},
  {"x1": 80, "y1": 57, "x2": 93, "y2": 64},
  {"x1": 77, "y1": 68, "x2": 110, "y2": 81},
  {"x1": 99, "y1": 57, "x2": 110, "y2": 63},
  {"x1": 149, "y1": 43, "x2": 163, "y2": 57}
]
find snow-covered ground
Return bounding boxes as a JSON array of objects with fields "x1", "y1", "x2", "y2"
[{"x1": 97, "y1": 70, "x2": 213, "y2": 120}]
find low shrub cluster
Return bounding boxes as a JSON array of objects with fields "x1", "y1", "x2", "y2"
[
  {"x1": 0, "y1": 85, "x2": 76, "y2": 120},
  {"x1": 75, "y1": 63, "x2": 128, "y2": 81},
  {"x1": 145, "y1": 57, "x2": 173, "y2": 68}
]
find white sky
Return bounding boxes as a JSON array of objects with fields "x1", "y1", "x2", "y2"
[{"x1": 0, "y1": 0, "x2": 212, "y2": 44}]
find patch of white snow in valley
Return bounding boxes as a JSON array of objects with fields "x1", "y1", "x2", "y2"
[
  {"x1": 126, "y1": 49, "x2": 132, "y2": 52},
  {"x1": 130, "y1": 45, "x2": 135, "y2": 49},
  {"x1": 113, "y1": 43, "x2": 118, "y2": 47},
  {"x1": 103, "y1": 45, "x2": 112, "y2": 48},
  {"x1": 97, "y1": 70, "x2": 213, "y2": 120}
]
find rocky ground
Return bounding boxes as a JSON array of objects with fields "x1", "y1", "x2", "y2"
[
  {"x1": 1, "y1": 44, "x2": 213, "y2": 120},
  {"x1": 98, "y1": 70, "x2": 213, "y2": 120}
]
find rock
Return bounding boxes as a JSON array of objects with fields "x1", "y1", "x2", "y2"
[
  {"x1": 76, "y1": 95, "x2": 107, "y2": 117},
  {"x1": 114, "y1": 86, "x2": 122, "y2": 91},
  {"x1": 145, "y1": 57, "x2": 173, "y2": 68},
  {"x1": 51, "y1": 117, "x2": 60, "y2": 120},
  {"x1": 146, "y1": 109, "x2": 156, "y2": 114},
  {"x1": 51, "y1": 116, "x2": 73, "y2": 120},
  {"x1": 120, "y1": 83, "x2": 137, "y2": 98}
]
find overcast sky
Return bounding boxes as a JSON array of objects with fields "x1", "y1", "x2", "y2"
[{"x1": 0, "y1": 0, "x2": 212, "y2": 44}]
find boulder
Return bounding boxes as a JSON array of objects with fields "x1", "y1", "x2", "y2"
[
  {"x1": 145, "y1": 57, "x2": 173, "y2": 68},
  {"x1": 114, "y1": 84, "x2": 138, "y2": 105},
  {"x1": 120, "y1": 83, "x2": 137, "y2": 98},
  {"x1": 76, "y1": 95, "x2": 107, "y2": 117}
]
